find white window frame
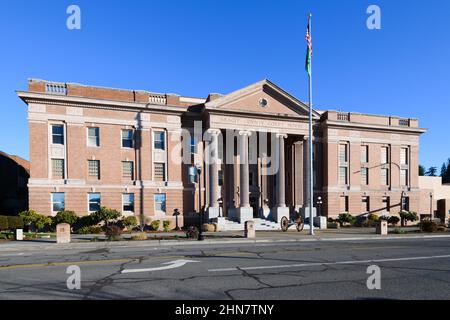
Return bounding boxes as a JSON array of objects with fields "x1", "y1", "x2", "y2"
[
  {"x1": 121, "y1": 129, "x2": 134, "y2": 149},
  {"x1": 122, "y1": 161, "x2": 134, "y2": 181},
  {"x1": 87, "y1": 127, "x2": 100, "y2": 147},
  {"x1": 88, "y1": 160, "x2": 100, "y2": 180},
  {"x1": 51, "y1": 124, "x2": 65, "y2": 145},
  {"x1": 153, "y1": 130, "x2": 166, "y2": 151},
  {"x1": 154, "y1": 193, "x2": 167, "y2": 215},
  {"x1": 51, "y1": 192, "x2": 65, "y2": 215},
  {"x1": 88, "y1": 193, "x2": 101, "y2": 213},
  {"x1": 51, "y1": 159, "x2": 65, "y2": 180},
  {"x1": 122, "y1": 193, "x2": 135, "y2": 213}
]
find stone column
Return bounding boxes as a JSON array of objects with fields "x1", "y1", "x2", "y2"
[
  {"x1": 238, "y1": 130, "x2": 253, "y2": 223},
  {"x1": 207, "y1": 129, "x2": 220, "y2": 220},
  {"x1": 272, "y1": 134, "x2": 289, "y2": 224}
]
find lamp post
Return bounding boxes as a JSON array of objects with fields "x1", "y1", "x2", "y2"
[
  {"x1": 218, "y1": 197, "x2": 223, "y2": 218},
  {"x1": 195, "y1": 164, "x2": 204, "y2": 241},
  {"x1": 317, "y1": 196, "x2": 323, "y2": 217},
  {"x1": 430, "y1": 192, "x2": 433, "y2": 221}
]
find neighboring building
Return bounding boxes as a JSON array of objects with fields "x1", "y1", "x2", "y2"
[
  {"x1": 17, "y1": 79, "x2": 427, "y2": 227},
  {"x1": 0, "y1": 151, "x2": 30, "y2": 215},
  {"x1": 419, "y1": 176, "x2": 450, "y2": 223}
]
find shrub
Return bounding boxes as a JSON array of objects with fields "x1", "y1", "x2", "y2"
[
  {"x1": 131, "y1": 233, "x2": 148, "y2": 241},
  {"x1": 367, "y1": 214, "x2": 379, "y2": 222},
  {"x1": 0, "y1": 216, "x2": 8, "y2": 231},
  {"x1": 90, "y1": 207, "x2": 122, "y2": 226},
  {"x1": 419, "y1": 220, "x2": 438, "y2": 233},
  {"x1": 150, "y1": 220, "x2": 161, "y2": 231},
  {"x1": 53, "y1": 210, "x2": 78, "y2": 226},
  {"x1": 123, "y1": 216, "x2": 138, "y2": 232},
  {"x1": 338, "y1": 213, "x2": 356, "y2": 226},
  {"x1": 185, "y1": 226, "x2": 199, "y2": 239},
  {"x1": 19, "y1": 210, "x2": 52, "y2": 232},
  {"x1": 77, "y1": 226, "x2": 91, "y2": 235},
  {"x1": 400, "y1": 211, "x2": 419, "y2": 226},
  {"x1": 163, "y1": 221, "x2": 171, "y2": 232},
  {"x1": 88, "y1": 226, "x2": 103, "y2": 234},
  {"x1": 392, "y1": 228, "x2": 406, "y2": 234},
  {"x1": 104, "y1": 225, "x2": 123, "y2": 241},
  {"x1": 388, "y1": 216, "x2": 400, "y2": 226},
  {"x1": 7, "y1": 216, "x2": 24, "y2": 230}
]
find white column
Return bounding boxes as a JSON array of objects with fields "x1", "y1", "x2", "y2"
[
  {"x1": 237, "y1": 130, "x2": 253, "y2": 223},
  {"x1": 272, "y1": 134, "x2": 289, "y2": 224},
  {"x1": 207, "y1": 129, "x2": 220, "y2": 220}
]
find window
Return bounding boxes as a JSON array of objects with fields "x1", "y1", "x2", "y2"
[
  {"x1": 361, "y1": 145, "x2": 369, "y2": 163},
  {"x1": 52, "y1": 193, "x2": 65, "y2": 213},
  {"x1": 122, "y1": 161, "x2": 134, "y2": 180},
  {"x1": 154, "y1": 163, "x2": 166, "y2": 181},
  {"x1": 382, "y1": 196, "x2": 390, "y2": 212},
  {"x1": 339, "y1": 143, "x2": 349, "y2": 186},
  {"x1": 122, "y1": 130, "x2": 133, "y2": 148},
  {"x1": 88, "y1": 193, "x2": 101, "y2": 212},
  {"x1": 52, "y1": 125, "x2": 64, "y2": 145},
  {"x1": 154, "y1": 131, "x2": 165, "y2": 150},
  {"x1": 400, "y1": 148, "x2": 409, "y2": 165},
  {"x1": 340, "y1": 196, "x2": 349, "y2": 213},
  {"x1": 400, "y1": 169, "x2": 409, "y2": 186},
  {"x1": 362, "y1": 196, "x2": 370, "y2": 213},
  {"x1": 88, "y1": 160, "x2": 100, "y2": 180},
  {"x1": 88, "y1": 127, "x2": 100, "y2": 147},
  {"x1": 154, "y1": 194, "x2": 167, "y2": 214},
  {"x1": 52, "y1": 159, "x2": 65, "y2": 179},
  {"x1": 401, "y1": 196, "x2": 410, "y2": 212},
  {"x1": 381, "y1": 168, "x2": 389, "y2": 186},
  {"x1": 122, "y1": 193, "x2": 134, "y2": 212},
  {"x1": 339, "y1": 144, "x2": 348, "y2": 163},
  {"x1": 190, "y1": 137, "x2": 197, "y2": 154},
  {"x1": 339, "y1": 167, "x2": 348, "y2": 185},
  {"x1": 361, "y1": 167, "x2": 369, "y2": 185},
  {"x1": 381, "y1": 146, "x2": 389, "y2": 164}
]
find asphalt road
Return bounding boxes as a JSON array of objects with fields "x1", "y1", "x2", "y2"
[{"x1": 0, "y1": 237, "x2": 449, "y2": 300}]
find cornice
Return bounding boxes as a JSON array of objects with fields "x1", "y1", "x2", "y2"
[{"x1": 323, "y1": 120, "x2": 427, "y2": 135}]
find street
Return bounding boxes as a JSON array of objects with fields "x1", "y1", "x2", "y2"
[{"x1": 0, "y1": 236, "x2": 449, "y2": 300}]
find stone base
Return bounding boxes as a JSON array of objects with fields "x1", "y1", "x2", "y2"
[
  {"x1": 376, "y1": 221, "x2": 388, "y2": 235},
  {"x1": 244, "y1": 220, "x2": 256, "y2": 238},
  {"x1": 211, "y1": 217, "x2": 226, "y2": 231},
  {"x1": 206, "y1": 207, "x2": 220, "y2": 221},
  {"x1": 237, "y1": 207, "x2": 253, "y2": 224},
  {"x1": 301, "y1": 207, "x2": 317, "y2": 220},
  {"x1": 272, "y1": 207, "x2": 290, "y2": 224},
  {"x1": 314, "y1": 216, "x2": 327, "y2": 230}
]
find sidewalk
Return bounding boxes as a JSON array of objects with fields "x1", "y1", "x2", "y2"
[{"x1": 1, "y1": 227, "x2": 449, "y2": 252}]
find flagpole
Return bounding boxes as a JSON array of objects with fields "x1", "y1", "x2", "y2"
[{"x1": 308, "y1": 13, "x2": 315, "y2": 236}]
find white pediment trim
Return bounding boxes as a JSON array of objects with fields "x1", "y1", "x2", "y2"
[{"x1": 204, "y1": 79, "x2": 321, "y2": 119}]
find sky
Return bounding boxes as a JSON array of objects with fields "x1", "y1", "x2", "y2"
[{"x1": 0, "y1": 0, "x2": 449, "y2": 169}]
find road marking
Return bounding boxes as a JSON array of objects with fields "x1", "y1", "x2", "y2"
[
  {"x1": 208, "y1": 254, "x2": 450, "y2": 272},
  {"x1": 0, "y1": 253, "x2": 25, "y2": 257},
  {"x1": 0, "y1": 259, "x2": 134, "y2": 271},
  {"x1": 122, "y1": 259, "x2": 199, "y2": 274}
]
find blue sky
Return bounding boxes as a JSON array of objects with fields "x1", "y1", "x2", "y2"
[{"x1": 0, "y1": 0, "x2": 449, "y2": 169}]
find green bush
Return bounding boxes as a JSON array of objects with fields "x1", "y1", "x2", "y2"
[
  {"x1": 163, "y1": 221, "x2": 171, "y2": 232},
  {"x1": 19, "y1": 210, "x2": 52, "y2": 232},
  {"x1": 104, "y1": 225, "x2": 123, "y2": 241},
  {"x1": 185, "y1": 226, "x2": 199, "y2": 239},
  {"x1": 400, "y1": 211, "x2": 419, "y2": 226},
  {"x1": 338, "y1": 213, "x2": 356, "y2": 226},
  {"x1": 123, "y1": 216, "x2": 138, "y2": 232},
  {"x1": 77, "y1": 225, "x2": 103, "y2": 235},
  {"x1": 53, "y1": 210, "x2": 78, "y2": 226},
  {"x1": 90, "y1": 207, "x2": 122, "y2": 226},
  {"x1": 367, "y1": 214, "x2": 379, "y2": 222},
  {"x1": 7, "y1": 216, "x2": 24, "y2": 230},
  {"x1": 419, "y1": 220, "x2": 438, "y2": 233},
  {"x1": 388, "y1": 216, "x2": 400, "y2": 226},
  {"x1": 0, "y1": 216, "x2": 8, "y2": 231},
  {"x1": 150, "y1": 220, "x2": 161, "y2": 231}
]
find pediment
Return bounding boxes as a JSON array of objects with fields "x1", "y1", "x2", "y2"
[{"x1": 205, "y1": 79, "x2": 320, "y2": 119}]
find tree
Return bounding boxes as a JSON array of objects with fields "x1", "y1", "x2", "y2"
[
  {"x1": 53, "y1": 210, "x2": 78, "y2": 226},
  {"x1": 419, "y1": 165, "x2": 426, "y2": 176},
  {"x1": 426, "y1": 166, "x2": 438, "y2": 177},
  {"x1": 19, "y1": 210, "x2": 52, "y2": 234},
  {"x1": 123, "y1": 216, "x2": 138, "y2": 233},
  {"x1": 90, "y1": 207, "x2": 122, "y2": 227},
  {"x1": 444, "y1": 159, "x2": 450, "y2": 184},
  {"x1": 441, "y1": 163, "x2": 447, "y2": 178}
]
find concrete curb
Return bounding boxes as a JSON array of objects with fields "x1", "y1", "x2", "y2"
[{"x1": 1, "y1": 233, "x2": 450, "y2": 252}]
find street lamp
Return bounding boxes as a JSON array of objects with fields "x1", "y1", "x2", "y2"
[
  {"x1": 317, "y1": 196, "x2": 323, "y2": 217},
  {"x1": 194, "y1": 164, "x2": 204, "y2": 241},
  {"x1": 430, "y1": 192, "x2": 433, "y2": 221}
]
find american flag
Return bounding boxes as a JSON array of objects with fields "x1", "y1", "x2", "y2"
[
  {"x1": 305, "y1": 16, "x2": 312, "y2": 75},
  {"x1": 306, "y1": 22, "x2": 312, "y2": 57}
]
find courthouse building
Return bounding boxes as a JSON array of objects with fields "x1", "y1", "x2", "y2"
[{"x1": 17, "y1": 79, "x2": 427, "y2": 228}]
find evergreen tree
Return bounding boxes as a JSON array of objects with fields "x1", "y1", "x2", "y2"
[
  {"x1": 426, "y1": 166, "x2": 438, "y2": 177},
  {"x1": 441, "y1": 163, "x2": 447, "y2": 177},
  {"x1": 444, "y1": 159, "x2": 450, "y2": 184},
  {"x1": 419, "y1": 165, "x2": 426, "y2": 176}
]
